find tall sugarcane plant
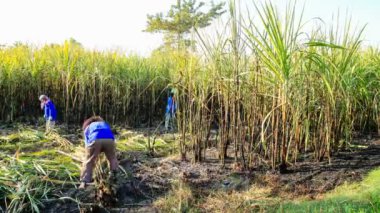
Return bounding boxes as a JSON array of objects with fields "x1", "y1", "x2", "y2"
[
  {"x1": 0, "y1": 0, "x2": 379, "y2": 171},
  {"x1": 0, "y1": 42, "x2": 171, "y2": 126}
]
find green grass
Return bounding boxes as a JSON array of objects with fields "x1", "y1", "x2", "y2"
[
  {"x1": 275, "y1": 168, "x2": 380, "y2": 212},
  {"x1": 0, "y1": 126, "x2": 81, "y2": 212},
  {"x1": 117, "y1": 135, "x2": 176, "y2": 156},
  {"x1": 162, "y1": 167, "x2": 380, "y2": 212},
  {"x1": 0, "y1": 129, "x2": 48, "y2": 153},
  {"x1": 154, "y1": 180, "x2": 195, "y2": 212},
  {"x1": 20, "y1": 150, "x2": 80, "y2": 179}
]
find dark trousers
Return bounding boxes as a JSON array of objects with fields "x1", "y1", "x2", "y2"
[{"x1": 80, "y1": 139, "x2": 118, "y2": 183}]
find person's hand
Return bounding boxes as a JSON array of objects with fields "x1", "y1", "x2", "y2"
[{"x1": 48, "y1": 116, "x2": 53, "y2": 121}]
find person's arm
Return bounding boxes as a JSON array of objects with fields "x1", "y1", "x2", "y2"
[
  {"x1": 168, "y1": 97, "x2": 173, "y2": 112},
  {"x1": 165, "y1": 97, "x2": 171, "y2": 113},
  {"x1": 84, "y1": 126, "x2": 90, "y2": 145},
  {"x1": 170, "y1": 97, "x2": 176, "y2": 115},
  {"x1": 44, "y1": 103, "x2": 49, "y2": 119},
  {"x1": 46, "y1": 103, "x2": 53, "y2": 120},
  {"x1": 50, "y1": 103, "x2": 56, "y2": 120}
]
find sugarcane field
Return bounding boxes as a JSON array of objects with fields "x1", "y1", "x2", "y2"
[{"x1": 1, "y1": 0, "x2": 380, "y2": 212}]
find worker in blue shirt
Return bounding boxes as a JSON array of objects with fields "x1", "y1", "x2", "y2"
[
  {"x1": 79, "y1": 116, "x2": 118, "y2": 189},
  {"x1": 165, "y1": 91, "x2": 177, "y2": 132},
  {"x1": 39, "y1": 95, "x2": 57, "y2": 133}
]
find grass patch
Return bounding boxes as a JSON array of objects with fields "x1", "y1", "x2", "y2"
[
  {"x1": 20, "y1": 150, "x2": 80, "y2": 179},
  {"x1": 117, "y1": 136, "x2": 176, "y2": 156},
  {"x1": 163, "y1": 168, "x2": 380, "y2": 212},
  {"x1": 274, "y1": 168, "x2": 380, "y2": 212},
  {"x1": 199, "y1": 184, "x2": 276, "y2": 212},
  {"x1": 0, "y1": 129, "x2": 48, "y2": 153},
  {"x1": 1, "y1": 141, "x2": 49, "y2": 153},
  {"x1": 154, "y1": 180, "x2": 195, "y2": 212},
  {"x1": 0, "y1": 152, "x2": 79, "y2": 213}
]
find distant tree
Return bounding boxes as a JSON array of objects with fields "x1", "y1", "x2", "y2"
[
  {"x1": 13, "y1": 41, "x2": 26, "y2": 47},
  {"x1": 145, "y1": 0, "x2": 225, "y2": 51},
  {"x1": 68, "y1": 38, "x2": 83, "y2": 47}
]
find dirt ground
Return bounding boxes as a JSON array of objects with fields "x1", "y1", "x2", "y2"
[
  {"x1": 1, "y1": 124, "x2": 380, "y2": 212},
  {"x1": 58, "y1": 137, "x2": 380, "y2": 212}
]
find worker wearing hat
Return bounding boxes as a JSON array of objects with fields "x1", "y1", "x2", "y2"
[
  {"x1": 39, "y1": 95, "x2": 57, "y2": 133},
  {"x1": 79, "y1": 116, "x2": 118, "y2": 189},
  {"x1": 165, "y1": 89, "x2": 177, "y2": 132}
]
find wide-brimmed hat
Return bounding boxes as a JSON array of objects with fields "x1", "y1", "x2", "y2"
[{"x1": 39, "y1": 94, "x2": 48, "y2": 101}]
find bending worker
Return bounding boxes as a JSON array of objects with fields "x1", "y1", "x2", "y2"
[
  {"x1": 79, "y1": 116, "x2": 119, "y2": 189},
  {"x1": 39, "y1": 94, "x2": 57, "y2": 133}
]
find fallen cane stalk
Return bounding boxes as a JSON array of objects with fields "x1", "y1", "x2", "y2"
[{"x1": 56, "y1": 150, "x2": 84, "y2": 163}]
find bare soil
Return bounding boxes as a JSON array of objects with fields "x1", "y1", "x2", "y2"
[
  {"x1": 60, "y1": 138, "x2": 380, "y2": 212},
  {"x1": 1, "y1": 124, "x2": 380, "y2": 212}
]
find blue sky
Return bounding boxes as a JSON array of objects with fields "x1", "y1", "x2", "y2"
[{"x1": 0, "y1": 0, "x2": 379, "y2": 55}]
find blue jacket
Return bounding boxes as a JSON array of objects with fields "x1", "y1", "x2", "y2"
[
  {"x1": 84, "y1": 121, "x2": 115, "y2": 146},
  {"x1": 44, "y1": 100, "x2": 57, "y2": 121},
  {"x1": 165, "y1": 96, "x2": 176, "y2": 114}
]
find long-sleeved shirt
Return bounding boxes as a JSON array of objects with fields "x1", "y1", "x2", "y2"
[
  {"x1": 165, "y1": 96, "x2": 177, "y2": 115},
  {"x1": 43, "y1": 100, "x2": 57, "y2": 121},
  {"x1": 84, "y1": 121, "x2": 115, "y2": 146}
]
